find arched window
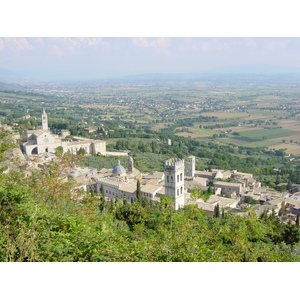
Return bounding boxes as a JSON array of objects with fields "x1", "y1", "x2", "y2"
[
  {"x1": 177, "y1": 175, "x2": 179, "y2": 182},
  {"x1": 177, "y1": 189, "x2": 179, "y2": 196},
  {"x1": 180, "y1": 187, "x2": 183, "y2": 194},
  {"x1": 171, "y1": 176, "x2": 173, "y2": 182},
  {"x1": 167, "y1": 175, "x2": 169, "y2": 183},
  {"x1": 180, "y1": 173, "x2": 183, "y2": 181},
  {"x1": 31, "y1": 147, "x2": 38, "y2": 155}
]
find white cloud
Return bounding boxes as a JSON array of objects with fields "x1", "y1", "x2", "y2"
[
  {"x1": 131, "y1": 37, "x2": 150, "y2": 48},
  {"x1": 14, "y1": 37, "x2": 106, "y2": 58},
  {"x1": 264, "y1": 39, "x2": 288, "y2": 50},
  {"x1": 185, "y1": 38, "x2": 231, "y2": 53},
  {"x1": 199, "y1": 41, "x2": 211, "y2": 51},
  {"x1": 48, "y1": 44, "x2": 63, "y2": 57},
  {"x1": 243, "y1": 37, "x2": 257, "y2": 48},
  {"x1": 177, "y1": 37, "x2": 192, "y2": 53},
  {"x1": 16, "y1": 37, "x2": 35, "y2": 51},
  {"x1": 33, "y1": 37, "x2": 45, "y2": 45},
  {"x1": 151, "y1": 37, "x2": 171, "y2": 54},
  {"x1": 131, "y1": 37, "x2": 172, "y2": 54},
  {"x1": 0, "y1": 37, "x2": 35, "y2": 52},
  {"x1": 58, "y1": 37, "x2": 104, "y2": 51},
  {"x1": 40, "y1": 37, "x2": 106, "y2": 57}
]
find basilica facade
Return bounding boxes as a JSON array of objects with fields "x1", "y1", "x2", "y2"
[{"x1": 21, "y1": 109, "x2": 106, "y2": 156}]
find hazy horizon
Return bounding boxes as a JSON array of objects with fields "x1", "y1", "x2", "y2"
[{"x1": 2, "y1": 37, "x2": 300, "y2": 81}]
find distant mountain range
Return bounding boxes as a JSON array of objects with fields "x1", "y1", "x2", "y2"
[
  {"x1": 207, "y1": 64, "x2": 300, "y2": 74},
  {"x1": 0, "y1": 68, "x2": 33, "y2": 84},
  {"x1": 2, "y1": 64, "x2": 300, "y2": 84},
  {"x1": 117, "y1": 64, "x2": 300, "y2": 82},
  {"x1": 120, "y1": 72, "x2": 300, "y2": 83},
  {"x1": 0, "y1": 80, "x2": 28, "y2": 91}
]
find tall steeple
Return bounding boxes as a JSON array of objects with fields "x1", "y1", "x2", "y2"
[
  {"x1": 187, "y1": 156, "x2": 195, "y2": 177},
  {"x1": 164, "y1": 158, "x2": 185, "y2": 210},
  {"x1": 42, "y1": 108, "x2": 48, "y2": 131},
  {"x1": 128, "y1": 156, "x2": 134, "y2": 172}
]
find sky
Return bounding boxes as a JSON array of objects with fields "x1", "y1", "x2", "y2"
[
  {"x1": 2, "y1": 37, "x2": 300, "y2": 80},
  {"x1": 1, "y1": 1, "x2": 300, "y2": 81}
]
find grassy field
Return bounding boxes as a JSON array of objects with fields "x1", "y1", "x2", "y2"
[
  {"x1": 152, "y1": 123, "x2": 173, "y2": 131},
  {"x1": 241, "y1": 140, "x2": 279, "y2": 148},
  {"x1": 217, "y1": 127, "x2": 297, "y2": 149},
  {"x1": 271, "y1": 143, "x2": 300, "y2": 155},
  {"x1": 234, "y1": 128, "x2": 295, "y2": 140},
  {"x1": 201, "y1": 112, "x2": 249, "y2": 118},
  {"x1": 176, "y1": 132, "x2": 210, "y2": 138},
  {"x1": 219, "y1": 137, "x2": 278, "y2": 148},
  {"x1": 193, "y1": 128, "x2": 221, "y2": 135},
  {"x1": 175, "y1": 127, "x2": 220, "y2": 138}
]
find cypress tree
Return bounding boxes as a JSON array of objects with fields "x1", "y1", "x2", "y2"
[
  {"x1": 287, "y1": 180, "x2": 292, "y2": 191},
  {"x1": 214, "y1": 203, "x2": 220, "y2": 218},
  {"x1": 108, "y1": 198, "x2": 115, "y2": 213},
  {"x1": 100, "y1": 184, "x2": 105, "y2": 197},
  {"x1": 136, "y1": 179, "x2": 142, "y2": 203},
  {"x1": 99, "y1": 184, "x2": 105, "y2": 213},
  {"x1": 123, "y1": 194, "x2": 127, "y2": 205}
]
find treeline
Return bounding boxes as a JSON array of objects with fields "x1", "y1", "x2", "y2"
[
  {"x1": 160, "y1": 115, "x2": 218, "y2": 132},
  {"x1": 111, "y1": 136, "x2": 300, "y2": 184}
]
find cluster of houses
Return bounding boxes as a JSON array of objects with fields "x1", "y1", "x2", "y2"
[
  {"x1": 59, "y1": 153, "x2": 300, "y2": 223},
  {"x1": 2, "y1": 109, "x2": 300, "y2": 223}
]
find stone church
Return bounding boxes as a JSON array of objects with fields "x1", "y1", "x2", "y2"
[
  {"x1": 80, "y1": 157, "x2": 188, "y2": 210},
  {"x1": 22, "y1": 109, "x2": 106, "y2": 156}
]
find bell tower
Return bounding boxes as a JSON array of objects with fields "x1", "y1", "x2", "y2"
[
  {"x1": 187, "y1": 156, "x2": 195, "y2": 177},
  {"x1": 42, "y1": 108, "x2": 48, "y2": 131},
  {"x1": 128, "y1": 156, "x2": 134, "y2": 172},
  {"x1": 164, "y1": 158, "x2": 185, "y2": 210}
]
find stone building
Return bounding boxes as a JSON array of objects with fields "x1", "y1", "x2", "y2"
[
  {"x1": 22, "y1": 109, "x2": 106, "y2": 156},
  {"x1": 164, "y1": 158, "x2": 185, "y2": 210},
  {"x1": 94, "y1": 158, "x2": 164, "y2": 203},
  {"x1": 214, "y1": 181, "x2": 243, "y2": 195},
  {"x1": 187, "y1": 155, "x2": 195, "y2": 177}
]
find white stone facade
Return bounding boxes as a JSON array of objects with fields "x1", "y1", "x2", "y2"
[
  {"x1": 22, "y1": 110, "x2": 106, "y2": 156},
  {"x1": 187, "y1": 155, "x2": 195, "y2": 177},
  {"x1": 164, "y1": 158, "x2": 185, "y2": 210}
]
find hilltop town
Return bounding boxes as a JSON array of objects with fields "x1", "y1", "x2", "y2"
[{"x1": 3, "y1": 109, "x2": 300, "y2": 224}]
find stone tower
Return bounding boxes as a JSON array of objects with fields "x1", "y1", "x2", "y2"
[
  {"x1": 187, "y1": 156, "x2": 195, "y2": 177},
  {"x1": 42, "y1": 109, "x2": 48, "y2": 131},
  {"x1": 164, "y1": 158, "x2": 185, "y2": 210},
  {"x1": 128, "y1": 156, "x2": 134, "y2": 172}
]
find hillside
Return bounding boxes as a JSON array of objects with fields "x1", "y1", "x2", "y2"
[{"x1": 0, "y1": 81, "x2": 28, "y2": 91}]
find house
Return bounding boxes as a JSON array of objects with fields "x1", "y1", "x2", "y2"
[{"x1": 214, "y1": 181, "x2": 243, "y2": 195}]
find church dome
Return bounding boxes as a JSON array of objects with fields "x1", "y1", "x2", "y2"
[{"x1": 112, "y1": 160, "x2": 126, "y2": 175}]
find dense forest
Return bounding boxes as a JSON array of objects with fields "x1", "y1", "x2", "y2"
[{"x1": 1, "y1": 130, "x2": 300, "y2": 262}]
